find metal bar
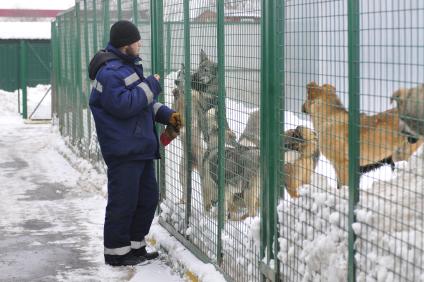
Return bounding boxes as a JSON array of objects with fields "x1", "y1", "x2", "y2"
[
  {"x1": 70, "y1": 10, "x2": 77, "y2": 143},
  {"x1": 165, "y1": 22, "x2": 171, "y2": 76},
  {"x1": 347, "y1": 0, "x2": 360, "y2": 281},
  {"x1": 183, "y1": 0, "x2": 193, "y2": 234},
  {"x1": 92, "y1": 0, "x2": 98, "y2": 52},
  {"x1": 83, "y1": 0, "x2": 92, "y2": 151},
  {"x1": 117, "y1": 0, "x2": 122, "y2": 21},
  {"x1": 56, "y1": 16, "x2": 64, "y2": 134},
  {"x1": 132, "y1": 0, "x2": 138, "y2": 25},
  {"x1": 28, "y1": 86, "x2": 51, "y2": 120},
  {"x1": 152, "y1": 0, "x2": 167, "y2": 203},
  {"x1": 103, "y1": 0, "x2": 110, "y2": 47},
  {"x1": 50, "y1": 21, "x2": 57, "y2": 119},
  {"x1": 274, "y1": 0, "x2": 285, "y2": 280},
  {"x1": 260, "y1": 0, "x2": 268, "y2": 272},
  {"x1": 20, "y1": 40, "x2": 27, "y2": 119},
  {"x1": 260, "y1": 0, "x2": 280, "y2": 280},
  {"x1": 216, "y1": 0, "x2": 226, "y2": 267},
  {"x1": 76, "y1": 2, "x2": 84, "y2": 142}
]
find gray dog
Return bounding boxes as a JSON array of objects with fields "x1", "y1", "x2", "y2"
[
  {"x1": 201, "y1": 108, "x2": 260, "y2": 220},
  {"x1": 391, "y1": 84, "x2": 424, "y2": 143},
  {"x1": 172, "y1": 51, "x2": 232, "y2": 205}
]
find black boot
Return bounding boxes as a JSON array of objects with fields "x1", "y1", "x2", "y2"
[
  {"x1": 131, "y1": 246, "x2": 159, "y2": 260},
  {"x1": 104, "y1": 251, "x2": 146, "y2": 266}
]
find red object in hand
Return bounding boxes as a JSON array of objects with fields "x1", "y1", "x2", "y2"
[{"x1": 160, "y1": 131, "x2": 172, "y2": 146}]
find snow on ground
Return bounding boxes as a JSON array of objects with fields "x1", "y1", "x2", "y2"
[
  {"x1": 277, "y1": 134, "x2": 424, "y2": 280},
  {"x1": 0, "y1": 86, "x2": 226, "y2": 281}
]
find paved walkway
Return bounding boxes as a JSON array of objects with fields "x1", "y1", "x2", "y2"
[{"x1": 0, "y1": 113, "x2": 182, "y2": 282}]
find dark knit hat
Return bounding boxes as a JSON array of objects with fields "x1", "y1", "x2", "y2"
[{"x1": 109, "y1": 20, "x2": 141, "y2": 48}]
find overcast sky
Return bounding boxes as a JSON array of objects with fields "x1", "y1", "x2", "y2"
[{"x1": 0, "y1": 0, "x2": 75, "y2": 10}]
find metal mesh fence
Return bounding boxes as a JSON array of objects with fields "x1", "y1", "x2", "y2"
[
  {"x1": 51, "y1": 0, "x2": 424, "y2": 281},
  {"x1": 277, "y1": 1, "x2": 424, "y2": 281}
]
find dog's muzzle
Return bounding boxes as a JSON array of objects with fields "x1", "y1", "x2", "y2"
[{"x1": 302, "y1": 102, "x2": 309, "y2": 114}]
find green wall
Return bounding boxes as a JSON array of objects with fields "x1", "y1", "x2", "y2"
[{"x1": 0, "y1": 40, "x2": 51, "y2": 92}]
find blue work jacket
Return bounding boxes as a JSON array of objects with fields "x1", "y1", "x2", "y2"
[{"x1": 89, "y1": 43, "x2": 173, "y2": 165}]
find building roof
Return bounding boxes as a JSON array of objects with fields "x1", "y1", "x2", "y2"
[
  {"x1": 0, "y1": 9, "x2": 62, "y2": 18},
  {"x1": 0, "y1": 22, "x2": 51, "y2": 39}
]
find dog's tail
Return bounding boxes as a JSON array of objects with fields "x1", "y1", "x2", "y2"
[{"x1": 359, "y1": 155, "x2": 395, "y2": 173}]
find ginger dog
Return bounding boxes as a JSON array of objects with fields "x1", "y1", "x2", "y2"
[
  {"x1": 283, "y1": 126, "x2": 319, "y2": 198},
  {"x1": 302, "y1": 81, "x2": 419, "y2": 187}
]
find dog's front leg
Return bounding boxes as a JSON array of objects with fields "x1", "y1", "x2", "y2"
[{"x1": 335, "y1": 161, "x2": 349, "y2": 188}]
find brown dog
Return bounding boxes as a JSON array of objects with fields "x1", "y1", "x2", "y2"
[
  {"x1": 302, "y1": 81, "x2": 419, "y2": 187},
  {"x1": 283, "y1": 126, "x2": 319, "y2": 198}
]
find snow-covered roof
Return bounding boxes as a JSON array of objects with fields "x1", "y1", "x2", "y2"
[
  {"x1": 0, "y1": 22, "x2": 51, "y2": 39},
  {"x1": 0, "y1": 0, "x2": 74, "y2": 10}
]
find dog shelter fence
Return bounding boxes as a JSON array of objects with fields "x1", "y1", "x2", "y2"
[{"x1": 51, "y1": 1, "x2": 424, "y2": 281}]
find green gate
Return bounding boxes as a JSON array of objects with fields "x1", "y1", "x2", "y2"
[
  {"x1": 51, "y1": 1, "x2": 424, "y2": 281},
  {"x1": 0, "y1": 39, "x2": 51, "y2": 91}
]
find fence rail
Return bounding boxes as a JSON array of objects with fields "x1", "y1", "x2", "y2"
[{"x1": 51, "y1": 0, "x2": 424, "y2": 281}]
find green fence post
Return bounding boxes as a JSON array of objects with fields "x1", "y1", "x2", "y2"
[
  {"x1": 216, "y1": 0, "x2": 226, "y2": 267},
  {"x1": 260, "y1": 0, "x2": 281, "y2": 280},
  {"x1": 183, "y1": 0, "x2": 193, "y2": 234},
  {"x1": 275, "y1": 0, "x2": 285, "y2": 280},
  {"x1": 151, "y1": 0, "x2": 166, "y2": 202},
  {"x1": 117, "y1": 0, "x2": 122, "y2": 21},
  {"x1": 84, "y1": 0, "x2": 92, "y2": 152},
  {"x1": 132, "y1": 0, "x2": 138, "y2": 25},
  {"x1": 20, "y1": 39, "x2": 28, "y2": 119},
  {"x1": 50, "y1": 22, "x2": 56, "y2": 118},
  {"x1": 348, "y1": 0, "x2": 360, "y2": 281},
  {"x1": 93, "y1": 0, "x2": 98, "y2": 52},
  {"x1": 56, "y1": 16, "x2": 64, "y2": 134},
  {"x1": 103, "y1": 0, "x2": 110, "y2": 47},
  {"x1": 70, "y1": 10, "x2": 77, "y2": 143},
  {"x1": 165, "y1": 22, "x2": 171, "y2": 75},
  {"x1": 76, "y1": 2, "x2": 84, "y2": 145}
]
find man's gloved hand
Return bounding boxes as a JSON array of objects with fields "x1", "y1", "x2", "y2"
[
  {"x1": 168, "y1": 112, "x2": 183, "y2": 130},
  {"x1": 160, "y1": 125, "x2": 179, "y2": 146}
]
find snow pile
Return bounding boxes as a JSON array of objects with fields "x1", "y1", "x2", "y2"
[
  {"x1": 0, "y1": 84, "x2": 51, "y2": 118},
  {"x1": 0, "y1": 88, "x2": 19, "y2": 114},
  {"x1": 147, "y1": 219, "x2": 226, "y2": 282},
  {"x1": 278, "y1": 145, "x2": 424, "y2": 281},
  {"x1": 355, "y1": 147, "x2": 424, "y2": 281}
]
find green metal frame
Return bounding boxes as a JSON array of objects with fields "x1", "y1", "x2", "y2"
[
  {"x1": 348, "y1": 0, "x2": 360, "y2": 281},
  {"x1": 182, "y1": 0, "x2": 193, "y2": 234},
  {"x1": 19, "y1": 40, "x2": 27, "y2": 119},
  {"x1": 216, "y1": 0, "x2": 226, "y2": 267}
]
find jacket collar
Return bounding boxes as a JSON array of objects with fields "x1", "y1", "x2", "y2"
[{"x1": 106, "y1": 43, "x2": 142, "y2": 65}]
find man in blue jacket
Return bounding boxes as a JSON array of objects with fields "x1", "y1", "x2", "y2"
[{"x1": 89, "y1": 20, "x2": 182, "y2": 266}]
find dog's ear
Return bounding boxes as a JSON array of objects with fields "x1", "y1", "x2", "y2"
[
  {"x1": 391, "y1": 87, "x2": 408, "y2": 105},
  {"x1": 200, "y1": 49, "x2": 208, "y2": 62},
  {"x1": 306, "y1": 81, "x2": 321, "y2": 99},
  {"x1": 293, "y1": 126, "x2": 304, "y2": 140},
  {"x1": 322, "y1": 84, "x2": 336, "y2": 95}
]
